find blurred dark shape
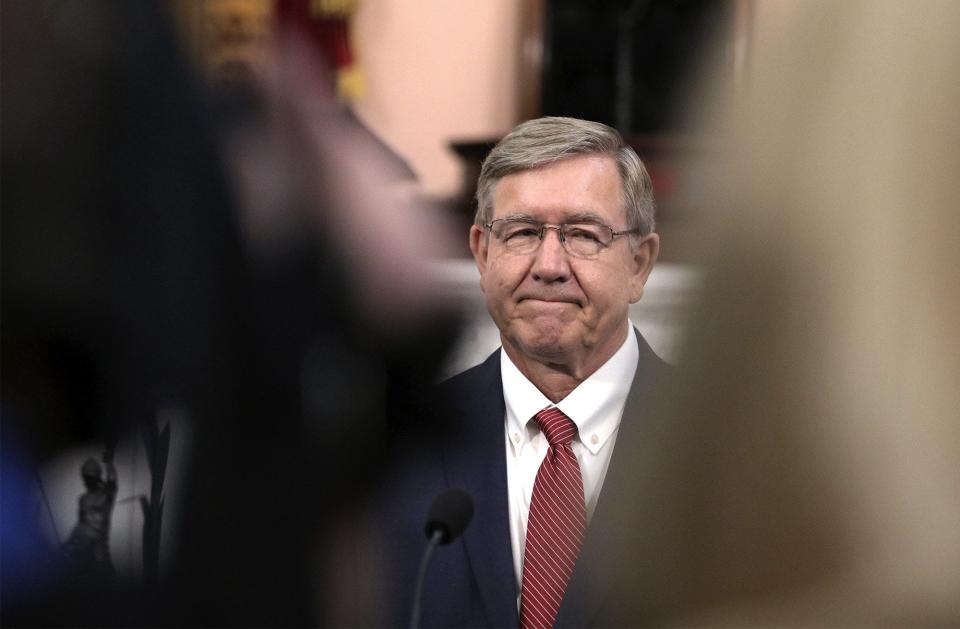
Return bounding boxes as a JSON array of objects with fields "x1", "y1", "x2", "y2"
[
  {"x1": 542, "y1": 0, "x2": 729, "y2": 133},
  {"x1": 2, "y1": 0, "x2": 254, "y2": 622},
  {"x1": 139, "y1": 417, "x2": 170, "y2": 586},
  {"x1": 2, "y1": 0, "x2": 459, "y2": 626}
]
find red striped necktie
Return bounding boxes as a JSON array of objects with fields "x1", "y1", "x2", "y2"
[{"x1": 519, "y1": 407, "x2": 586, "y2": 629}]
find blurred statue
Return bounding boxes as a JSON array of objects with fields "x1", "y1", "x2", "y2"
[{"x1": 61, "y1": 449, "x2": 117, "y2": 580}]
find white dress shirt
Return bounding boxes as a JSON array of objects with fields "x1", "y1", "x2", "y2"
[{"x1": 501, "y1": 324, "x2": 639, "y2": 604}]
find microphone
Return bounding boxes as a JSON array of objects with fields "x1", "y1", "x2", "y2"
[
  {"x1": 410, "y1": 489, "x2": 474, "y2": 629},
  {"x1": 424, "y1": 488, "x2": 474, "y2": 544}
]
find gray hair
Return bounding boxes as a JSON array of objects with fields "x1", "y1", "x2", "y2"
[{"x1": 474, "y1": 116, "x2": 655, "y2": 235}]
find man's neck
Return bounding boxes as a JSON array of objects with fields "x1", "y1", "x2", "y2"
[{"x1": 509, "y1": 361, "x2": 579, "y2": 403}]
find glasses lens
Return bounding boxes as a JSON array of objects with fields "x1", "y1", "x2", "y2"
[
  {"x1": 490, "y1": 220, "x2": 616, "y2": 257},
  {"x1": 562, "y1": 224, "x2": 612, "y2": 257},
  {"x1": 492, "y1": 219, "x2": 542, "y2": 253}
]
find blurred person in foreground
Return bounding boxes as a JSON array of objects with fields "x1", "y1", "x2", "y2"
[
  {"x1": 595, "y1": 0, "x2": 960, "y2": 626},
  {"x1": 1, "y1": 1, "x2": 459, "y2": 625},
  {"x1": 377, "y1": 117, "x2": 667, "y2": 627}
]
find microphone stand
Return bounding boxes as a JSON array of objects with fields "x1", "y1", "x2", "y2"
[{"x1": 410, "y1": 528, "x2": 444, "y2": 629}]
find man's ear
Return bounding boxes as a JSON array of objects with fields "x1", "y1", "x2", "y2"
[
  {"x1": 628, "y1": 232, "x2": 660, "y2": 303},
  {"x1": 469, "y1": 224, "x2": 489, "y2": 290}
]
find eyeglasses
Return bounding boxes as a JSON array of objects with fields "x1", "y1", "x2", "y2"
[{"x1": 484, "y1": 218, "x2": 639, "y2": 259}]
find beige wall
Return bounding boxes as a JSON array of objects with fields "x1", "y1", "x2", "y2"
[{"x1": 352, "y1": 0, "x2": 523, "y2": 197}]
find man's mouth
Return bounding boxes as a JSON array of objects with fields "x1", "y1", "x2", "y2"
[{"x1": 518, "y1": 296, "x2": 581, "y2": 308}]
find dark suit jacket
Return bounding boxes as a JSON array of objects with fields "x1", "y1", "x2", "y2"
[{"x1": 380, "y1": 330, "x2": 668, "y2": 627}]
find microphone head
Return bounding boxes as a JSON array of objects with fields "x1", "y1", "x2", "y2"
[{"x1": 424, "y1": 489, "x2": 474, "y2": 544}]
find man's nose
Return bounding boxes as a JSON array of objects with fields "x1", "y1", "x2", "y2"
[{"x1": 530, "y1": 227, "x2": 571, "y2": 283}]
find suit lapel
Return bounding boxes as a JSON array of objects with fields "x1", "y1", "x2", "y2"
[
  {"x1": 556, "y1": 331, "x2": 667, "y2": 627},
  {"x1": 441, "y1": 350, "x2": 520, "y2": 628}
]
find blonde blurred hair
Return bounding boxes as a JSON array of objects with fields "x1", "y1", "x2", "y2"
[{"x1": 614, "y1": 1, "x2": 960, "y2": 625}]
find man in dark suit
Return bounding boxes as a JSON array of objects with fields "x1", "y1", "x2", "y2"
[{"x1": 382, "y1": 116, "x2": 665, "y2": 628}]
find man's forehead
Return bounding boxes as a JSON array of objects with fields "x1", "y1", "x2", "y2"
[{"x1": 491, "y1": 155, "x2": 626, "y2": 223}]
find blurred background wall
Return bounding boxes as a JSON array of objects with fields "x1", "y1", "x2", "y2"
[
  {"x1": 352, "y1": 0, "x2": 526, "y2": 198},
  {"x1": 170, "y1": 0, "x2": 732, "y2": 245}
]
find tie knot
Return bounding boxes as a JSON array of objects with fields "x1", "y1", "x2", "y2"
[{"x1": 533, "y1": 407, "x2": 577, "y2": 446}]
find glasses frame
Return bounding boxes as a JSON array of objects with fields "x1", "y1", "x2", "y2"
[{"x1": 483, "y1": 218, "x2": 641, "y2": 259}]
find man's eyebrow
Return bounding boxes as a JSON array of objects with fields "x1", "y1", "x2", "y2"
[
  {"x1": 498, "y1": 212, "x2": 607, "y2": 224},
  {"x1": 564, "y1": 212, "x2": 606, "y2": 224},
  {"x1": 499, "y1": 213, "x2": 540, "y2": 222}
]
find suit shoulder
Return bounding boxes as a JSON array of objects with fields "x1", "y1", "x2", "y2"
[
  {"x1": 635, "y1": 329, "x2": 672, "y2": 371},
  {"x1": 438, "y1": 348, "x2": 500, "y2": 395}
]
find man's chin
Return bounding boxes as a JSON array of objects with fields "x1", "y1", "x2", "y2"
[
  {"x1": 506, "y1": 327, "x2": 578, "y2": 364},
  {"x1": 516, "y1": 299, "x2": 579, "y2": 320}
]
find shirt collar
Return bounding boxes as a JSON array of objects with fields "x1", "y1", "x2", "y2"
[{"x1": 502, "y1": 324, "x2": 639, "y2": 455}]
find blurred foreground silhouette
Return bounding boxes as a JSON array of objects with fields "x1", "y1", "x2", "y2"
[
  {"x1": 2, "y1": 1, "x2": 459, "y2": 625},
  {"x1": 605, "y1": 1, "x2": 960, "y2": 626}
]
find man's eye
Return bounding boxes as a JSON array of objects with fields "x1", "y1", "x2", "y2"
[
  {"x1": 566, "y1": 228, "x2": 602, "y2": 242},
  {"x1": 504, "y1": 227, "x2": 540, "y2": 239}
]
